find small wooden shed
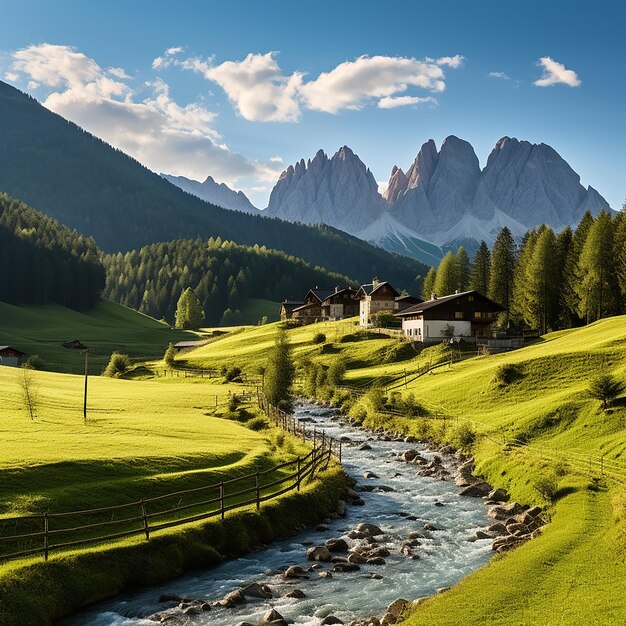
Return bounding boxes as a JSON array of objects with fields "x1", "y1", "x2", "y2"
[{"x1": 0, "y1": 346, "x2": 26, "y2": 367}]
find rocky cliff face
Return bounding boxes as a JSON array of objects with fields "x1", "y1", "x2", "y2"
[
  {"x1": 162, "y1": 174, "x2": 259, "y2": 214},
  {"x1": 265, "y1": 146, "x2": 386, "y2": 232},
  {"x1": 265, "y1": 136, "x2": 611, "y2": 263}
]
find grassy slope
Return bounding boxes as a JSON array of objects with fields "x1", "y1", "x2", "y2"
[
  {"x1": 228, "y1": 298, "x2": 280, "y2": 326},
  {"x1": 0, "y1": 365, "x2": 312, "y2": 517},
  {"x1": 0, "y1": 300, "x2": 194, "y2": 374},
  {"x1": 181, "y1": 316, "x2": 626, "y2": 625}
]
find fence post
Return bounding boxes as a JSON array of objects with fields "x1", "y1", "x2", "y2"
[
  {"x1": 297, "y1": 457, "x2": 301, "y2": 491},
  {"x1": 255, "y1": 472, "x2": 261, "y2": 510},
  {"x1": 43, "y1": 513, "x2": 49, "y2": 561},
  {"x1": 339, "y1": 439, "x2": 342, "y2": 464},
  {"x1": 219, "y1": 482, "x2": 225, "y2": 519},
  {"x1": 313, "y1": 429, "x2": 317, "y2": 448},
  {"x1": 140, "y1": 499, "x2": 150, "y2": 541}
]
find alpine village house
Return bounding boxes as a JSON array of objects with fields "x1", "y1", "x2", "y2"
[{"x1": 394, "y1": 290, "x2": 504, "y2": 343}]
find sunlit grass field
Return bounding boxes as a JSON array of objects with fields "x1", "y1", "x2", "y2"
[{"x1": 183, "y1": 314, "x2": 626, "y2": 625}]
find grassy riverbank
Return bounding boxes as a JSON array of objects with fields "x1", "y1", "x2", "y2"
[
  {"x1": 0, "y1": 360, "x2": 346, "y2": 625},
  {"x1": 181, "y1": 316, "x2": 626, "y2": 625}
]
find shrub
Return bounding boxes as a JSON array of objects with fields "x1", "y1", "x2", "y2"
[
  {"x1": 103, "y1": 352, "x2": 131, "y2": 378},
  {"x1": 312, "y1": 332, "x2": 327, "y2": 344},
  {"x1": 399, "y1": 393, "x2": 428, "y2": 417},
  {"x1": 366, "y1": 386, "x2": 386, "y2": 413},
  {"x1": 493, "y1": 363, "x2": 522, "y2": 387},
  {"x1": 450, "y1": 421, "x2": 476, "y2": 449},
  {"x1": 589, "y1": 373, "x2": 624, "y2": 410},
  {"x1": 224, "y1": 366, "x2": 243, "y2": 382},
  {"x1": 24, "y1": 354, "x2": 46, "y2": 370},
  {"x1": 163, "y1": 342, "x2": 176, "y2": 368},
  {"x1": 227, "y1": 394, "x2": 239, "y2": 412},
  {"x1": 246, "y1": 417, "x2": 269, "y2": 431},
  {"x1": 326, "y1": 358, "x2": 346, "y2": 387},
  {"x1": 534, "y1": 473, "x2": 559, "y2": 501}
]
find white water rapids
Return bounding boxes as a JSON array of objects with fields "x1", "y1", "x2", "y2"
[{"x1": 64, "y1": 401, "x2": 493, "y2": 626}]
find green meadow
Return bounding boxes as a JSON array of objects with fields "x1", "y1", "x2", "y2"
[{"x1": 181, "y1": 315, "x2": 626, "y2": 625}]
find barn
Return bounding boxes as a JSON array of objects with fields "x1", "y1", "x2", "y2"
[{"x1": 0, "y1": 346, "x2": 26, "y2": 367}]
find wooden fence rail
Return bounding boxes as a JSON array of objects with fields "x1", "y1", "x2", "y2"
[{"x1": 0, "y1": 396, "x2": 340, "y2": 564}]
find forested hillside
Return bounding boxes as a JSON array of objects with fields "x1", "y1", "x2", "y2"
[
  {"x1": 0, "y1": 194, "x2": 104, "y2": 310},
  {"x1": 425, "y1": 209, "x2": 626, "y2": 332},
  {"x1": 103, "y1": 238, "x2": 357, "y2": 326},
  {"x1": 0, "y1": 81, "x2": 427, "y2": 289}
]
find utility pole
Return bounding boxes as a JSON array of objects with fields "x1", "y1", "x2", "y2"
[{"x1": 82, "y1": 348, "x2": 90, "y2": 425}]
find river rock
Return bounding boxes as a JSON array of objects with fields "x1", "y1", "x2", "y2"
[
  {"x1": 348, "y1": 552, "x2": 367, "y2": 564},
  {"x1": 363, "y1": 471, "x2": 379, "y2": 479},
  {"x1": 423, "y1": 523, "x2": 440, "y2": 531},
  {"x1": 386, "y1": 598, "x2": 409, "y2": 618},
  {"x1": 321, "y1": 616, "x2": 344, "y2": 625},
  {"x1": 337, "y1": 500, "x2": 347, "y2": 517},
  {"x1": 355, "y1": 523, "x2": 383, "y2": 537},
  {"x1": 367, "y1": 556, "x2": 386, "y2": 565},
  {"x1": 476, "y1": 530, "x2": 493, "y2": 539},
  {"x1": 358, "y1": 443, "x2": 372, "y2": 451},
  {"x1": 215, "y1": 588, "x2": 246, "y2": 607},
  {"x1": 286, "y1": 588, "x2": 306, "y2": 598},
  {"x1": 319, "y1": 570, "x2": 333, "y2": 578},
  {"x1": 284, "y1": 565, "x2": 309, "y2": 579},
  {"x1": 307, "y1": 546, "x2": 332, "y2": 562},
  {"x1": 488, "y1": 502, "x2": 525, "y2": 520},
  {"x1": 402, "y1": 449, "x2": 419, "y2": 462},
  {"x1": 263, "y1": 608, "x2": 287, "y2": 625},
  {"x1": 526, "y1": 505, "x2": 543, "y2": 517},
  {"x1": 459, "y1": 481, "x2": 492, "y2": 497},
  {"x1": 488, "y1": 522, "x2": 508, "y2": 534},
  {"x1": 325, "y1": 538, "x2": 349, "y2": 552},
  {"x1": 241, "y1": 582, "x2": 272, "y2": 599},
  {"x1": 333, "y1": 562, "x2": 361, "y2": 572},
  {"x1": 487, "y1": 488, "x2": 509, "y2": 502}
]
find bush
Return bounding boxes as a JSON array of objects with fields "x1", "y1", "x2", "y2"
[
  {"x1": 246, "y1": 417, "x2": 269, "y2": 431},
  {"x1": 227, "y1": 394, "x2": 239, "y2": 412},
  {"x1": 451, "y1": 421, "x2": 476, "y2": 449},
  {"x1": 326, "y1": 359, "x2": 346, "y2": 387},
  {"x1": 493, "y1": 363, "x2": 522, "y2": 387},
  {"x1": 163, "y1": 342, "x2": 176, "y2": 368},
  {"x1": 312, "y1": 332, "x2": 327, "y2": 344},
  {"x1": 399, "y1": 392, "x2": 428, "y2": 417},
  {"x1": 224, "y1": 366, "x2": 243, "y2": 382},
  {"x1": 534, "y1": 472, "x2": 559, "y2": 501},
  {"x1": 103, "y1": 352, "x2": 131, "y2": 378},
  {"x1": 24, "y1": 354, "x2": 46, "y2": 370},
  {"x1": 589, "y1": 373, "x2": 624, "y2": 410}
]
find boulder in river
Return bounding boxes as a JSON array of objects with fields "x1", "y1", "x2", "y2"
[
  {"x1": 283, "y1": 565, "x2": 309, "y2": 579},
  {"x1": 307, "y1": 546, "x2": 332, "y2": 562},
  {"x1": 241, "y1": 582, "x2": 272, "y2": 599},
  {"x1": 321, "y1": 616, "x2": 344, "y2": 624},
  {"x1": 459, "y1": 481, "x2": 492, "y2": 497},
  {"x1": 355, "y1": 523, "x2": 384, "y2": 537},
  {"x1": 286, "y1": 588, "x2": 306, "y2": 598},
  {"x1": 487, "y1": 488, "x2": 509, "y2": 502},
  {"x1": 333, "y1": 562, "x2": 361, "y2": 572},
  {"x1": 325, "y1": 538, "x2": 349, "y2": 552}
]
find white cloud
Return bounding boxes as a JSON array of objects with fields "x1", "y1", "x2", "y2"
[
  {"x1": 165, "y1": 46, "x2": 183, "y2": 56},
  {"x1": 183, "y1": 52, "x2": 304, "y2": 122},
  {"x1": 489, "y1": 71, "x2": 510, "y2": 80},
  {"x1": 299, "y1": 55, "x2": 452, "y2": 114},
  {"x1": 4, "y1": 71, "x2": 19, "y2": 81},
  {"x1": 165, "y1": 51, "x2": 463, "y2": 121},
  {"x1": 8, "y1": 44, "x2": 283, "y2": 192},
  {"x1": 534, "y1": 57, "x2": 581, "y2": 87},
  {"x1": 377, "y1": 95, "x2": 437, "y2": 109}
]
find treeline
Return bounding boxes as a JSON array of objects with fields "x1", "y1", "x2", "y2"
[
  {"x1": 0, "y1": 194, "x2": 105, "y2": 310},
  {"x1": 425, "y1": 210, "x2": 626, "y2": 332},
  {"x1": 0, "y1": 81, "x2": 427, "y2": 290},
  {"x1": 103, "y1": 238, "x2": 357, "y2": 326}
]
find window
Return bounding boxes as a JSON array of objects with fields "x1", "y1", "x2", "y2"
[
  {"x1": 454, "y1": 311, "x2": 464, "y2": 319},
  {"x1": 468, "y1": 295, "x2": 474, "y2": 302}
]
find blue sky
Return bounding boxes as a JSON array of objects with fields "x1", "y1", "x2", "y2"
[{"x1": 1, "y1": 0, "x2": 624, "y2": 209}]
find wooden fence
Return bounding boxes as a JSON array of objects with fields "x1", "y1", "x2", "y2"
[{"x1": 0, "y1": 397, "x2": 340, "y2": 564}]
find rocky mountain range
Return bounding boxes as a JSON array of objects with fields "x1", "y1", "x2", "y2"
[
  {"x1": 263, "y1": 136, "x2": 611, "y2": 262},
  {"x1": 161, "y1": 173, "x2": 259, "y2": 214}
]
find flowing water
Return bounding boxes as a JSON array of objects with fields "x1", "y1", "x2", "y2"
[{"x1": 64, "y1": 401, "x2": 493, "y2": 626}]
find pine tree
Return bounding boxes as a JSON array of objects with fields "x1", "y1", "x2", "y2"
[
  {"x1": 576, "y1": 211, "x2": 619, "y2": 322},
  {"x1": 488, "y1": 227, "x2": 517, "y2": 326},
  {"x1": 525, "y1": 227, "x2": 558, "y2": 333},
  {"x1": 433, "y1": 251, "x2": 460, "y2": 296},
  {"x1": 422, "y1": 267, "x2": 437, "y2": 300},
  {"x1": 455, "y1": 247, "x2": 470, "y2": 291},
  {"x1": 563, "y1": 211, "x2": 594, "y2": 323},
  {"x1": 614, "y1": 206, "x2": 626, "y2": 307},
  {"x1": 469, "y1": 241, "x2": 490, "y2": 295},
  {"x1": 264, "y1": 329, "x2": 295, "y2": 410},
  {"x1": 510, "y1": 229, "x2": 540, "y2": 327},
  {"x1": 175, "y1": 287, "x2": 205, "y2": 329}
]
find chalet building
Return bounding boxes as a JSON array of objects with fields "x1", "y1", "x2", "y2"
[
  {"x1": 321, "y1": 287, "x2": 358, "y2": 320},
  {"x1": 357, "y1": 279, "x2": 400, "y2": 326},
  {"x1": 0, "y1": 346, "x2": 26, "y2": 367},
  {"x1": 280, "y1": 300, "x2": 305, "y2": 321},
  {"x1": 395, "y1": 290, "x2": 504, "y2": 343},
  {"x1": 395, "y1": 294, "x2": 424, "y2": 311},
  {"x1": 291, "y1": 288, "x2": 335, "y2": 324}
]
